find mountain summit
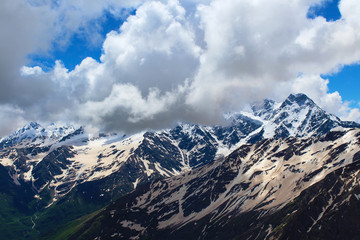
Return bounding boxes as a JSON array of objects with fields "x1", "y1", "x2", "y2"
[
  {"x1": 0, "y1": 122, "x2": 79, "y2": 150},
  {"x1": 245, "y1": 93, "x2": 359, "y2": 141},
  {"x1": 0, "y1": 93, "x2": 359, "y2": 239},
  {"x1": 69, "y1": 128, "x2": 360, "y2": 240},
  {"x1": 0, "y1": 93, "x2": 358, "y2": 199},
  {"x1": 283, "y1": 93, "x2": 316, "y2": 107}
]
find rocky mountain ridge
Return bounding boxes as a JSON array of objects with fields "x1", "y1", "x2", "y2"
[
  {"x1": 0, "y1": 93, "x2": 359, "y2": 239},
  {"x1": 0, "y1": 93, "x2": 358, "y2": 204},
  {"x1": 67, "y1": 128, "x2": 360, "y2": 239}
]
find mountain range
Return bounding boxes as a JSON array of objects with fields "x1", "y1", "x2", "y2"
[
  {"x1": 0, "y1": 93, "x2": 359, "y2": 239},
  {"x1": 70, "y1": 128, "x2": 360, "y2": 239}
]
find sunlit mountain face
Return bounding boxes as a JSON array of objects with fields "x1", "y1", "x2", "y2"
[
  {"x1": 1, "y1": 0, "x2": 360, "y2": 138},
  {"x1": 1, "y1": 93, "x2": 360, "y2": 239},
  {"x1": 1, "y1": 0, "x2": 360, "y2": 239}
]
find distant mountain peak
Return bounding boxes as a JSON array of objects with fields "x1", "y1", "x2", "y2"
[
  {"x1": 0, "y1": 122, "x2": 80, "y2": 150},
  {"x1": 282, "y1": 93, "x2": 315, "y2": 108},
  {"x1": 0, "y1": 93, "x2": 360, "y2": 239},
  {"x1": 250, "y1": 98, "x2": 277, "y2": 120},
  {"x1": 26, "y1": 121, "x2": 41, "y2": 129},
  {"x1": 251, "y1": 98, "x2": 275, "y2": 113},
  {"x1": 241, "y1": 93, "x2": 360, "y2": 141}
]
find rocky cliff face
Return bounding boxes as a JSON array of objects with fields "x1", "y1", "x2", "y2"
[
  {"x1": 0, "y1": 93, "x2": 359, "y2": 239},
  {"x1": 1, "y1": 93, "x2": 357, "y2": 204},
  {"x1": 65, "y1": 128, "x2": 360, "y2": 240}
]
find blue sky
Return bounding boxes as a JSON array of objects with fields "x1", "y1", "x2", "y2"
[
  {"x1": 28, "y1": 0, "x2": 359, "y2": 107},
  {"x1": 1, "y1": 0, "x2": 360, "y2": 135},
  {"x1": 308, "y1": 0, "x2": 360, "y2": 108},
  {"x1": 307, "y1": 0, "x2": 341, "y2": 21},
  {"x1": 28, "y1": 9, "x2": 136, "y2": 71},
  {"x1": 326, "y1": 64, "x2": 360, "y2": 108}
]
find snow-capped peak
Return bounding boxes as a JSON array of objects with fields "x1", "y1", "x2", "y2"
[
  {"x1": 241, "y1": 93, "x2": 359, "y2": 141},
  {"x1": 251, "y1": 98, "x2": 277, "y2": 119},
  {"x1": 281, "y1": 93, "x2": 315, "y2": 108},
  {"x1": 0, "y1": 122, "x2": 78, "y2": 149}
]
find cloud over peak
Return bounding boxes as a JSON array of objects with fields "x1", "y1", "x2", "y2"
[{"x1": 1, "y1": 0, "x2": 360, "y2": 135}]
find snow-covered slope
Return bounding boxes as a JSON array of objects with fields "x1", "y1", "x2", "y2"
[
  {"x1": 0, "y1": 93, "x2": 360, "y2": 239},
  {"x1": 0, "y1": 122, "x2": 84, "y2": 150},
  {"x1": 244, "y1": 93, "x2": 360, "y2": 141},
  {"x1": 71, "y1": 128, "x2": 360, "y2": 240},
  {"x1": 0, "y1": 93, "x2": 358, "y2": 206},
  {"x1": 0, "y1": 115, "x2": 261, "y2": 203}
]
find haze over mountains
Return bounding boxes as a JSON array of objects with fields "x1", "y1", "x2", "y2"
[{"x1": 0, "y1": 93, "x2": 360, "y2": 239}]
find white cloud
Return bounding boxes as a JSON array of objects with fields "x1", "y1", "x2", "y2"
[
  {"x1": 0, "y1": 104, "x2": 27, "y2": 136},
  {"x1": 13, "y1": 0, "x2": 201, "y2": 132},
  {"x1": 1, "y1": 0, "x2": 360, "y2": 134},
  {"x1": 343, "y1": 108, "x2": 360, "y2": 122},
  {"x1": 77, "y1": 84, "x2": 182, "y2": 132},
  {"x1": 20, "y1": 66, "x2": 44, "y2": 76},
  {"x1": 0, "y1": 0, "x2": 144, "y2": 105},
  {"x1": 274, "y1": 74, "x2": 360, "y2": 122},
  {"x1": 186, "y1": 0, "x2": 360, "y2": 123}
]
